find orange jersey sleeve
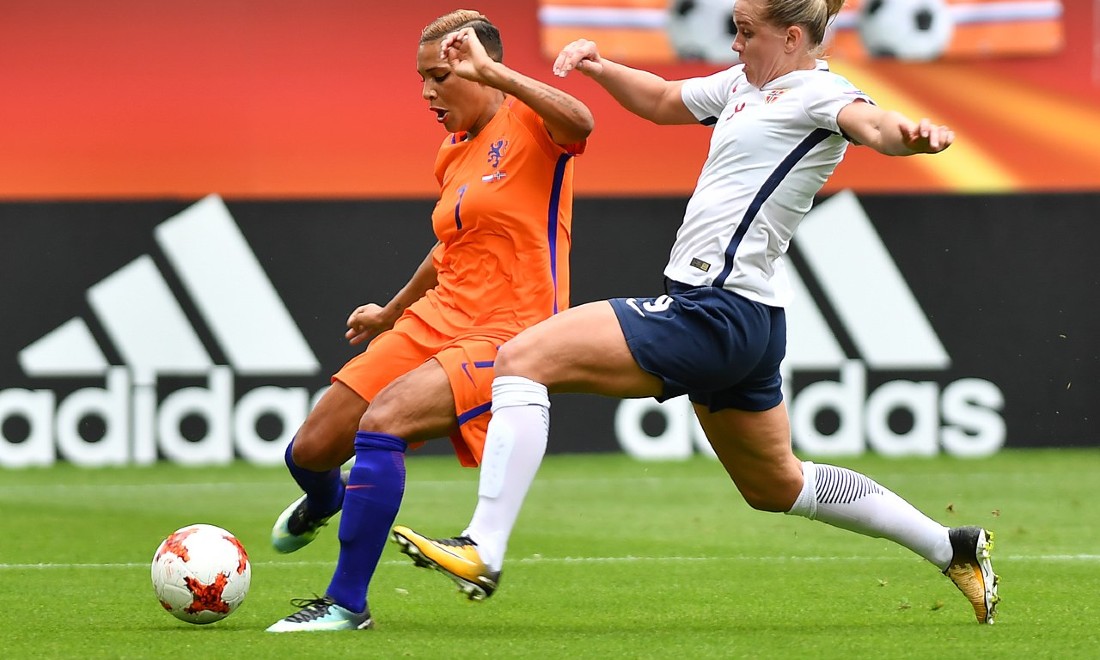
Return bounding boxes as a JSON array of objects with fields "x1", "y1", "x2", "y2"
[{"x1": 409, "y1": 98, "x2": 584, "y2": 338}]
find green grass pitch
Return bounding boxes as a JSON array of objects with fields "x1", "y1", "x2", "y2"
[{"x1": 2, "y1": 449, "x2": 1098, "y2": 658}]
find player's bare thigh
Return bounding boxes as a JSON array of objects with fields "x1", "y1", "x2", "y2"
[
  {"x1": 359, "y1": 358, "x2": 459, "y2": 443},
  {"x1": 291, "y1": 380, "x2": 369, "y2": 471},
  {"x1": 495, "y1": 300, "x2": 663, "y2": 399},
  {"x1": 693, "y1": 401, "x2": 804, "y2": 512}
]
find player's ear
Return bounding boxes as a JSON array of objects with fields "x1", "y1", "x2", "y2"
[{"x1": 785, "y1": 24, "x2": 803, "y2": 53}]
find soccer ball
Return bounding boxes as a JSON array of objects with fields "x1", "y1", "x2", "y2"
[
  {"x1": 151, "y1": 524, "x2": 251, "y2": 624},
  {"x1": 666, "y1": 0, "x2": 740, "y2": 64},
  {"x1": 857, "y1": 0, "x2": 955, "y2": 61}
]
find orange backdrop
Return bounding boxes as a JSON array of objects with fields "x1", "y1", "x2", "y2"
[{"x1": 0, "y1": 0, "x2": 1097, "y2": 198}]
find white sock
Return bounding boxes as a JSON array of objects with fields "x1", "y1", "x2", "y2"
[
  {"x1": 463, "y1": 376, "x2": 549, "y2": 571},
  {"x1": 786, "y1": 461, "x2": 953, "y2": 570}
]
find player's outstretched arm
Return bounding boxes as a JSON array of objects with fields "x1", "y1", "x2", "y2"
[
  {"x1": 345, "y1": 243, "x2": 440, "y2": 346},
  {"x1": 838, "y1": 100, "x2": 954, "y2": 156},
  {"x1": 553, "y1": 39, "x2": 696, "y2": 126},
  {"x1": 441, "y1": 27, "x2": 593, "y2": 146}
]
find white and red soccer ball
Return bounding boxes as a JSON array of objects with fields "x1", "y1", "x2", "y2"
[{"x1": 151, "y1": 524, "x2": 251, "y2": 624}]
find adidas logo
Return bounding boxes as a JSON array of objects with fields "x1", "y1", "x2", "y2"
[
  {"x1": 784, "y1": 190, "x2": 949, "y2": 372},
  {"x1": 0, "y1": 195, "x2": 324, "y2": 468},
  {"x1": 615, "y1": 190, "x2": 1005, "y2": 460}
]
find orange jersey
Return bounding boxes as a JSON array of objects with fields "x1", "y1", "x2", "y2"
[
  {"x1": 334, "y1": 99, "x2": 584, "y2": 466},
  {"x1": 409, "y1": 97, "x2": 584, "y2": 337}
]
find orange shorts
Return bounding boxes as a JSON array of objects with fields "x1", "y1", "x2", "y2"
[{"x1": 332, "y1": 312, "x2": 508, "y2": 467}]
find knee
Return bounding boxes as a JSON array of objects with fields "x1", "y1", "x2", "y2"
[
  {"x1": 494, "y1": 336, "x2": 536, "y2": 378},
  {"x1": 358, "y1": 389, "x2": 399, "y2": 436},
  {"x1": 290, "y1": 428, "x2": 343, "y2": 472},
  {"x1": 739, "y1": 487, "x2": 791, "y2": 513},
  {"x1": 736, "y1": 471, "x2": 804, "y2": 513},
  {"x1": 290, "y1": 412, "x2": 358, "y2": 471}
]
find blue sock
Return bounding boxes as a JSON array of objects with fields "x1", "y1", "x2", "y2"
[
  {"x1": 284, "y1": 439, "x2": 344, "y2": 519},
  {"x1": 326, "y1": 431, "x2": 407, "y2": 614}
]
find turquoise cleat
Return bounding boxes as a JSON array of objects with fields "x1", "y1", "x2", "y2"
[
  {"x1": 270, "y1": 493, "x2": 338, "y2": 554},
  {"x1": 266, "y1": 597, "x2": 373, "y2": 632}
]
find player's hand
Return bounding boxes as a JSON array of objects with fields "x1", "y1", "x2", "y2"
[
  {"x1": 440, "y1": 27, "x2": 495, "y2": 83},
  {"x1": 553, "y1": 39, "x2": 604, "y2": 78},
  {"x1": 901, "y1": 118, "x2": 954, "y2": 154},
  {"x1": 345, "y1": 303, "x2": 395, "y2": 346}
]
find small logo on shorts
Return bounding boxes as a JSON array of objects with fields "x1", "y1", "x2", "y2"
[
  {"x1": 690, "y1": 258, "x2": 711, "y2": 272},
  {"x1": 625, "y1": 295, "x2": 673, "y2": 317}
]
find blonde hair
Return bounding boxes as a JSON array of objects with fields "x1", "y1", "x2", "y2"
[
  {"x1": 420, "y1": 9, "x2": 503, "y2": 62},
  {"x1": 762, "y1": 0, "x2": 845, "y2": 52}
]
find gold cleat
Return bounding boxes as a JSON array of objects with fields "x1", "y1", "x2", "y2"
[
  {"x1": 391, "y1": 525, "x2": 500, "y2": 601},
  {"x1": 943, "y1": 526, "x2": 1001, "y2": 624}
]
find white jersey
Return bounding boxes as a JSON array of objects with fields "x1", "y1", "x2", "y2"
[{"x1": 668, "y1": 61, "x2": 872, "y2": 307}]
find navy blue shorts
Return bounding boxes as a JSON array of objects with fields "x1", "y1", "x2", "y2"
[{"x1": 609, "y1": 280, "x2": 786, "y2": 412}]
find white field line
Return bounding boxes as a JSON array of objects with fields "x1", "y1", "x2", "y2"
[
  {"x1": 2, "y1": 554, "x2": 1098, "y2": 570},
  {"x1": 0, "y1": 472, "x2": 1019, "y2": 495}
]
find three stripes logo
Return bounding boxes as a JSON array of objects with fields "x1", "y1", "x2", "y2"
[
  {"x1": 785, "y1": 190, "x2": 949, "y2": 373},
  {"x1": 1, "y1": 195, "x2": 324, "y2": 468},
  {"x1": 615, "y1": 190, "x2": 1005, "y2": 460}
]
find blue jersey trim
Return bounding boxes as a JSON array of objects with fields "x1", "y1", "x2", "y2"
[
  {"x1": 713, "y1": 127, "x2": 834, "y2": 288},
  {"x1": 460, "y1": 359, "x2": 496, "y2": 383},
  {"x1": 454, "y1": 183, "x2": 468, "y2": 230},
  {"x1": 546, "y1": 153, "x2": 572, "y2": 314},
  {"x1": 457, "y1": 401, "x2": 492, "y2": 426}
]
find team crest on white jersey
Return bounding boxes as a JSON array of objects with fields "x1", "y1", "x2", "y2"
[{"x1": 764, "y1": 89, "x2": 788, "y2": 104}]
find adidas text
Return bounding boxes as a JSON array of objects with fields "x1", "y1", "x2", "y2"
[
  {"x1": 0, "y1": 367, "x2": 325, "y2": 467},
  {"x1": 0, "y1": 195, "x2": 324, "y2": 468},
  {"x1": 616, "y1": 361, "x2": 1004, "y2": 460}
]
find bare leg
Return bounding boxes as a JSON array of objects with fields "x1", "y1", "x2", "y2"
[
  {"x1": 356, "y1": 358, "x2": 460, "y2": 441},
  {"x1": 327, "y1": 359, "x2": 459, "y2": 613},
  {"x1": 692, "y1": 402, "x2": 803, "y2": 511},
  {"x1": 289, "y1": 381, "x2": 367, "y2": 471},
  {"x1": 275, "y1": 381, "x2": 366, "y2": 541},
  {"x1": 693, "y1": 402, "x2": 952, "y2": 568},
  {"x1": 465, "y1": 301, "x2": 663, "y2": 569}
]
